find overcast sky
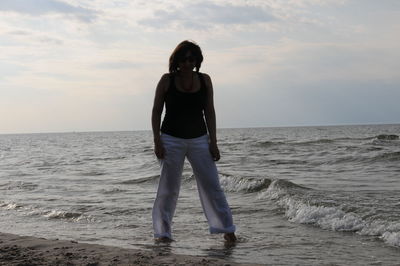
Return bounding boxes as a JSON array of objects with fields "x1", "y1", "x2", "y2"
[{"x1": 1, "y1": 0, "x2": 399, "y2": 134}]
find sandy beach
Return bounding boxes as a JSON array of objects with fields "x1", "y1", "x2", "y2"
[{"x1": 0, "y1": 232, "x2": 255, "y2": 266}]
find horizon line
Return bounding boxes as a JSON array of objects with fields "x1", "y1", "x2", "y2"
[{"x1": 1, "y1": 122, "x2": 399, "y2": 136}]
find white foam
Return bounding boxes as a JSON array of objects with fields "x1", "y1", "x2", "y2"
[
  {"x1": 0, "y1": 201, "x2": 21, "y2": 210},
  {"x1": 360, "y1": 221, "x2": 400, "y2": 247},
  {"x1": 279, "y1": 196, "x2": 365, "y2": 232},
  {"x1": 260, "y1": 179, "x2": 400, "y2": 247},
  {"x1": 5, "y1": 203, "x2": 20, "y2": 210},
  {"x1": 219, "y1": 175, "x2": 270, "y2": 193},
  {"x1": 45, "y1": 210, "x2": 82, "y2": 220},
  {"x1": 24, "y1": 207, "x2": 94, "y2": 222},
  {"x1": 381, "y1": 231, "x2": 400, "y2": 247}
]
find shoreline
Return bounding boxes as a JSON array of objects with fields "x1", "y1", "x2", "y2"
[{"x1": 0, "y1": 232, "x2": 256, "y2": 265}]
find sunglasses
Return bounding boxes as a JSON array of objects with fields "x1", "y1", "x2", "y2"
[{"x1": 179, "y1": 55, "x2": 196, "y2": 63}]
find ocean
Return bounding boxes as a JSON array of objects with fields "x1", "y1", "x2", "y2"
[{"x1": 1, "y1": 124, "x2": 399, "y2": 265}]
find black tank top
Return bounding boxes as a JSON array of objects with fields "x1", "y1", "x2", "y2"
[{"x1": 161, "y1": 73, "x2": 208, "y2": 139}]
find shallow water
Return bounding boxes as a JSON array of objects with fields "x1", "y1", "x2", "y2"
[{"x1": 1, "y1": 125, "x2": 400, "y2": 265}]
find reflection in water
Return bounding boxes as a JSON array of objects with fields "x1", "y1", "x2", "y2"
[
  {"x1": 150, "y1": 240, "x2": 173, "y2": 256},
  {"x1": 204, "y1": 239, "x2": 238, "y2": 259}
]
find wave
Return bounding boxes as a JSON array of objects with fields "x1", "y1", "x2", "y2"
[
  {"x1": 293, "y1": 139, "x2": 336, "y2": 145},
  {"x1": 80, "y1": 170, "x2": 107, "y2": 176},
  {"x1": 288, "y1": 136, "x2": 395, "y2": 145},
  {"x1": 219, "y1": 174, "x2": 271, "y2": 193},
  {"x1": 375, "y1": 134, "x2": 399, "y2": 140},
  {"x1": 28, "y1": 208, "x2": 95, "y2": 222},
  {"x1": 219, "y1": 174, "x2": 309, "y2": 193},
  {"x1": 119, "y1": 172, "x2": 302, "y2": 195},
  {"x1": 325, "y1": 151, "x2": 400, "y2": 165},
  {"x1": 256, "y1": 179, "x2": 310, "y2": 196},
  {"x1": 0, "y1": 199, "x2": 94, "y2": 222},
  {"x1": 254, "y1": 139, "x2": 336, "y2": 147},
  {"x1": 253, "y1": 134, "x2": 398, "y2": 149},
  {"x1": 117, "y1": 175, "x2": 159, "y2": 185},
  {"x1": 289, "y1": 137, "x2": 374, "y2": 146},
  {"x1": 367, "y1": 151, "x2": 400, "y2": 162},
  {"x1": 101, "y1": 187, "x2": 128, "y2": 194},
  {"x1": 256, "y1": 141, "x2": 285, "y2": 147},
  {"x1": 259, "y1": 180, "x2": 400, "y2": 248},
  {"x1": 0, "y1": 201, "x2": 23, "y2": 210},
  {"x1": 44, "y1": 210, "x2": 83, "y2": 220},
  {"x1": 369, "y1": 134, "x2": 399, "y2": 147},
  {"x1": 0, "y1": 181, "x2": 38, "y2": 191},
  {"x1": 266, "y1": 159, "x2": 309, "y2": 165},
  {"x1": 82, "y1": 156, "x2": 127, "y2": 162},
  {"x1": 360, "y1": 221, "x2": 400, "y2": 247}
]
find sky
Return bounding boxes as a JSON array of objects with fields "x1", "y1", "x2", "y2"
[{"x1": 1, "y1": 0, "x2": 400, "y2": 134}]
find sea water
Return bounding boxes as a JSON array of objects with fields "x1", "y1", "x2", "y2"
[{"x1": 1, "y1": 125, "x2": 399, "y2": 265}]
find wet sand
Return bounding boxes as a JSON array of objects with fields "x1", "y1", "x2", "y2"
[{"x1": 0, "y1": 232, "x2": 256, "y2": 265}]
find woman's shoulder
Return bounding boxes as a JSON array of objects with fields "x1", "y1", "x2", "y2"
[
  {"x1": 160, "y1": 73, "x2": 172, "y2": 81},
  {"x1": 198, "y1": 72, "x2": 210, "y2": 79},
  {"x1": 157, "y1": 73, "x2": 173, "y2": 93},
  {"x1": 160, "y1": 73, "x2": 173, "y2": 84},
  {"x1": 198, "y1": 72, "x2": 212, "y2": 88}
]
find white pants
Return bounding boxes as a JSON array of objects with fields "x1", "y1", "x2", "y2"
[{"x1": 152, "y1": 133, "x2": 236, "y2": 239}]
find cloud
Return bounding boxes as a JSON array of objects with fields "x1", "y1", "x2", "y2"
[
  {"x1": 6, "y1": 30, "x2": 31, "y2": 36},
  {"x1": 286, "y1": 0, "x2": 348, "y2": 7},
  {"x1": 37, "y1": 36, "x2": 64, "y2": 45},
  {"x1": 1, "y1": 28, "x2": 64, "y2": 47},
  {"x1": 0, "y1": 62, "x2": 28, "y2": 80},
  {"x1": 0, "y1": 0, "x2": 97, "y2": 22},
  {"x1": 139, "y1": 2, "x2": 276, "y2": 30},
  {"x1": 94, "y1": 61, "x2": 143, "y2": 70}
]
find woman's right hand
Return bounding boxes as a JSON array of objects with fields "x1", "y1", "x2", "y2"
[{"x1": 154, "y1": 138, "x2": 165, "y2": 159}]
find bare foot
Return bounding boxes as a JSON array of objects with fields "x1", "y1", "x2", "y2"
[{"x1": 224, "y1": 232, "x2": 237, "y2": 243}]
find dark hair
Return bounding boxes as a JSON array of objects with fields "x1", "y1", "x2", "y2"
[{"x1": 169, "y1": 40, "x2": 203, "y2": 73}]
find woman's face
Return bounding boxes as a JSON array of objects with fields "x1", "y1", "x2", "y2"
[{"x1": 178, "y1": 51, "x2": 196, "y2": 72}]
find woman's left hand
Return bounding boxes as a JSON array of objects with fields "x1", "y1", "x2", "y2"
[{"x1": 209, "y1": 142, "x2": 220, "y2": 161}]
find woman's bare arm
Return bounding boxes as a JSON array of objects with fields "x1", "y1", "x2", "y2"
[
  {"x1": 151, "y1": 73, "x2": 169, "y2": 158},
  {"x1": 203, "y1": 73, "x2": 220, "y2": 161}
]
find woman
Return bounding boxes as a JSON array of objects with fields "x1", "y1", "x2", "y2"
[{"x1": 151, "y1": 40, "x2": 236, "y2": 243}]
